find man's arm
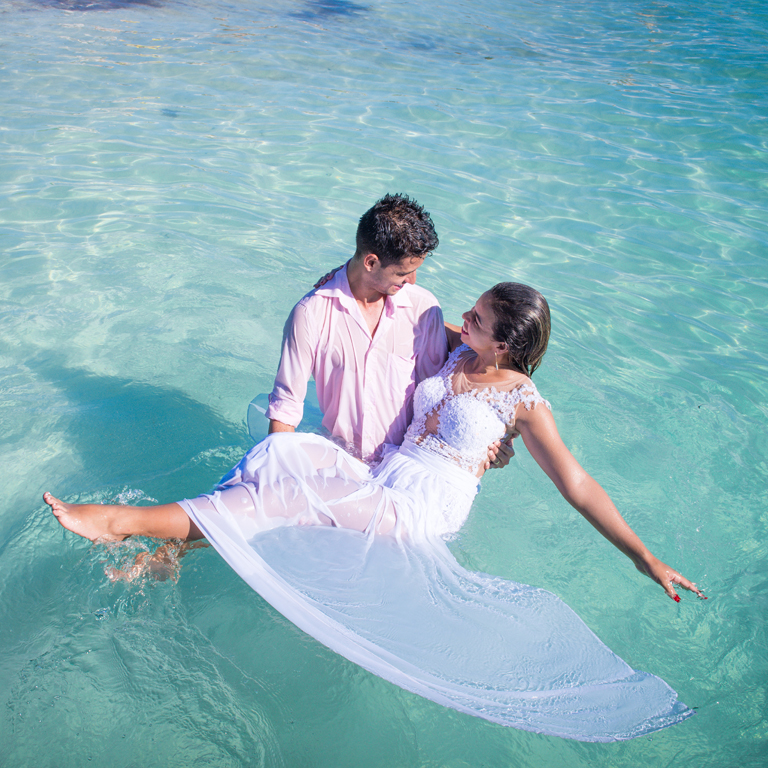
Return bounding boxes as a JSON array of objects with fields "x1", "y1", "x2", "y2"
[
  {"x1": 265, "y1": 301, "x2": 317, "y2": 434},
  {"x1": 414, "y1": 304, "x2": 450, "y2": 384},
  {"x1": 268, "y1": 419, "x2": 295, "y2": 434},
  {"x1": 444, "y1": 321, "x2": 462, "y2": 352}
]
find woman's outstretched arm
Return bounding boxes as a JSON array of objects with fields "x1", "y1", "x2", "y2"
[{"x1": 515, "y1": 404, "x2": 705, "y2": 602}]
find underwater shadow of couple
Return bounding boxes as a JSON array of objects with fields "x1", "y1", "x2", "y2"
[{"x1": 29, "y1": 354, "x2": 251, "y2": 503}]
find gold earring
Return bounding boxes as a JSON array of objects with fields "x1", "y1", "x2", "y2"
[{"x1": 494, "y1": 351, "x2": 499, "y2": 371}]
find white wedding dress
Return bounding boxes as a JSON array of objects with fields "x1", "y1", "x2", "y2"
[{"x1": 180, "y1": 345, "x2": 693, "y2": 742}]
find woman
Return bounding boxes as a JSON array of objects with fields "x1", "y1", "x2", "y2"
[{"x1": 45, "y1": 283, "x2": 704, "y2": 742}]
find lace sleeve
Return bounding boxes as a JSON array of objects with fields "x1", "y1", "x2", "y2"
[
  {"x1": 511, "y1": 382, "x2": 551, "y2": 415},
  {"x1": 479, "y1": 381, "x2": 551, "y2": 429}
]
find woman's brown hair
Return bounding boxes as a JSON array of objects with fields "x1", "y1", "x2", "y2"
[{"x1": 487, "y1": 282, "x2": 551, "y2": 377}]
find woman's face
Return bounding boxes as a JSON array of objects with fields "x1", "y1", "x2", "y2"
[{"x1": 460, "y1": 292, "x2": 500, "y2": 355}]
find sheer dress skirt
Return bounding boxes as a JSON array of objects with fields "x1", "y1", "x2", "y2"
[{"x1": 179, "y1": 432, "x2": 693, "y2": 742}]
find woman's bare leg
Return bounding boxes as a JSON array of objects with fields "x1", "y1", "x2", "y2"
[
  {"x1": 44, "y1": 436, "x2": 394, "y2": 545},
  {"x1": 106, "y1": 541, "x2": 210, "y2": 582},
  {"x1": 213, "y1": 439, "x2": 398, "y2": 536},
  {"x1": 44, "y1": 492, "x2": 204, "y2": 541}
]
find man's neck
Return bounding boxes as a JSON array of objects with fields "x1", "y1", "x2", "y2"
[
  {"x1": 346, "y1": 257, "x2": 387, "y2": 336},
  {"x1": 346, "y1": 257, "x2": 387, "y2": 307}
]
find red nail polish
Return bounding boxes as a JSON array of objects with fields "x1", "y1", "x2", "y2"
[{"x1": 673, "y1": 595, "x2": 681, "y2": 602}]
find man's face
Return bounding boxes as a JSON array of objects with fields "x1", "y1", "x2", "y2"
[{"x1": 369, "y1": 255, "x2": 425, "y2": 296}]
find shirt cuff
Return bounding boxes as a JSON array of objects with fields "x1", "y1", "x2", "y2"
[{"x1": 265, "y1": 396, "x2": 303, "y2": 428}]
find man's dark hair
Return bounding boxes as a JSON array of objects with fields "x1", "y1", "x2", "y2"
[{"x1": 356, "y1": 194, "x2": 439, "y2": 267}]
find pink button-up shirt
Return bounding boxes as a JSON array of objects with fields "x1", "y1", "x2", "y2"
[{"x1": 266, "y1": 265, "x2": 448, "y2": 463}]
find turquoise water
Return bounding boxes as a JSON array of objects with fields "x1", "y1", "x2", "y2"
[{"x1": 1, "y1": 0, "x2": 766, "y2": 764}]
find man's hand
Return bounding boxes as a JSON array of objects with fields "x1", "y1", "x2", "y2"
[{"x1": 485, "y1": 436, "x2": 516, "y2": 470}]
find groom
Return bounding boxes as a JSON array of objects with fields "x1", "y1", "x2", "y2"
[{"x1": 266, "y1": 193, "x2": 513, "y2": 468}]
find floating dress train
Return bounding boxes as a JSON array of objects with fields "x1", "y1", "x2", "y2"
[{"x1": 180, "y1": 346, "x2": 693, "y2": 742}]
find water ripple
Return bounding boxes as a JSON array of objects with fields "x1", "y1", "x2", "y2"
[{"x1": 1, "y1": 0, "x2": 767, "y2": 765}]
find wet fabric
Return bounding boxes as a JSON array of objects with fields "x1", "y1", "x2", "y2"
[{"x1": 180, "y1": 432, "x2": 693, "y2": 742}]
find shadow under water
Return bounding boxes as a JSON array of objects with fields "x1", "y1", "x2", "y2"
[
  {"x1": 291, "y1": 0, "x2": 369, "y2": 21},
  {"x1": 26, "y1": 352, "x2": 251, "y2": 501},
  {"x1": 27, "y1": 0, "x2": 162, "y2": 11}
]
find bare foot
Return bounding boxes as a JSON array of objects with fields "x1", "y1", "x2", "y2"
[{"x1": 44, "y1": 492, "x2": 128, "y2": 542}]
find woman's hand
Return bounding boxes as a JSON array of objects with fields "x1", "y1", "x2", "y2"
[
  {"x1": 516, "y1": 403, "x2": 708, "y2": 604},
  {"x1": 314, "y1": 264, "x2": 344, "y2": 289},
  {"x1": 635, "y1": 555, "x2": 707, "y2": 602}
]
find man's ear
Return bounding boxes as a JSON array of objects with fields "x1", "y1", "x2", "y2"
[{"x1": 363, "y1": 252, "x2": 380, "y2": 272}]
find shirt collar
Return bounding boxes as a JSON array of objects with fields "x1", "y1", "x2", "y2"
[
  {"x1": 315, "y1": 261, "x2": 414, "y2": 315},
  {"x1": 314, "y1": 261, "x2": 353, "y2": 305}
]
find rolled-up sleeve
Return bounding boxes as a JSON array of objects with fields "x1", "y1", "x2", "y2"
[{"x1": 266, "y1": 300, "x2": 316, "y2": 427}]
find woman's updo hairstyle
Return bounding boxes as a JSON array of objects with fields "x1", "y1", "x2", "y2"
[{"x1": 487, "y1": 282, "x2": 550, "y2": 377}]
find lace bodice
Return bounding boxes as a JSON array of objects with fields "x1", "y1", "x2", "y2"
[{"x1": 403, "y1": 345, "x2": 550, "y2": 476}]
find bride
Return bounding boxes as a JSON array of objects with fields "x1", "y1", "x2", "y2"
[{"x1": 44, "y1": 282, "x2": 705, "y2": 742}]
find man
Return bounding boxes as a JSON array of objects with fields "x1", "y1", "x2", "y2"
[
  {"x1": 267, "y1": 193, "x2": 447, "y2": 464},
  {"x1": 266, "y1": 193, "x2": 513, "y2": 468}
]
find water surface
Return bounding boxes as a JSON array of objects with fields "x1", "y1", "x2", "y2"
[{"x1": 1, "y1": 0, "x2": 767, "y2": 766}]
